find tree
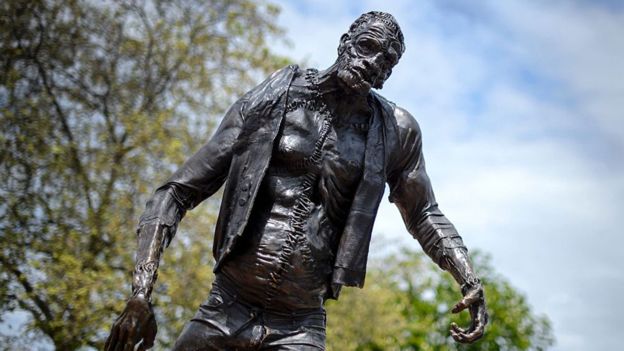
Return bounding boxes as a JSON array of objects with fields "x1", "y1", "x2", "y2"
[
  {"x1": 1, "y1": 1, "x2": 555, "y2": 349},
  {"x1": 326, "y1": 248, "x2": 554, "y2": 350},
  {"x1": 0, "y1": 0, "x2": 288, "y2": 349}
]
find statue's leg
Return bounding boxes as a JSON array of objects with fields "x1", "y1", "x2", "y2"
[
  {"x1": 258, "y1": 309, "x2": 326, "y2": 351},
  {"x1": 262, "y1": 344, "x2": 325, "y2": 351},
  {"x1": 261, "y1": 344, "x2": 325, "y2": 351},
  {"x1": 173, "y1": 279, "x2": 264, "y2": 350},
  {"x1": 172, "y1": 320, "x2": 225, "y2": 351},
  {"x1": 172, "y1": 285, "x2": 233, "y2": 350}
]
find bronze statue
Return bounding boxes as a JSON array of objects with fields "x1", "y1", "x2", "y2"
[{"x1": 105, "y1": 11, "x2": 487, "y2": 351}]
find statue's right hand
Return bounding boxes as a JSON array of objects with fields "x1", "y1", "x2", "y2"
[{"x1": 105, "y1": 297, "x2": 157, "y2": 351}]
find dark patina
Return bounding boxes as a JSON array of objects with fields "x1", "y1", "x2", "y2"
[{"x1": 106, "y1": 11, "x2": 488, "y2": 351}]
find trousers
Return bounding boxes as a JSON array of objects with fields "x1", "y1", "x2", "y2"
[{"x1": 172, "y1": 276, "x2": 326, "y2": 350}]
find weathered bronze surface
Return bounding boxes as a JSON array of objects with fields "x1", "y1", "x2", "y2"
[{"x1": 106, "y1": 11, "x2": 487, "y2": 351}]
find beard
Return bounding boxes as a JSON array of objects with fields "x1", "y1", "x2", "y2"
[{"x1": 336, "y1": 53, "x2": 373, "y2": 95}]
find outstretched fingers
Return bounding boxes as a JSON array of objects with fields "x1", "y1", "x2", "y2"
[
  {"x1": 450, "y1": 285, "x2": 487, "y2": 343},
  {"x1": 113, "y1": 323, "x2": 128, "y2": 351},
  {"x1": 450, "y1": 322, "x2": 468, "y2": 334},
  {"x1": 123, "y1": 338, "x2": 136, "y2": 351},
  {"x1": 104, "y1": 323, "x2": 119, "y2": 351},
  {"x1": 122, "y1": 322, "x2": 137, "y2": 351},
  {"x1": 106, "y1": 312, "x2": 127, "y2": 351},
  {"x1": 450, "y1": 328, "x2": 483, "y2": 343},
  {"x1": 144, "y1": 314, "x2": 157, "y2": 348},
  {"x1": 454, "y1": 302, "x2": 487, "y2": 343},
  {"x1": 451, "y1": 287, "x2": 481, "y2": 314},
  {"x1": 106, "y1": 298, "x2": 157, "y2": 351}
]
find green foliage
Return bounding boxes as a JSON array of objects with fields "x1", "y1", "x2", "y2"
[
  {"x1": 327, "y1": 249, "x2": 554, "y2": 350},
  {"x1": 0, "y1": 1, "x2": 554, "y2": 350},
  {"x1": 0, "y1": 0, "x2": 288, "y2": 349}
]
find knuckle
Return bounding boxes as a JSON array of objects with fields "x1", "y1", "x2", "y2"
[{"x1": 121, "y1": 320, "x2": 134, "y2": 331}]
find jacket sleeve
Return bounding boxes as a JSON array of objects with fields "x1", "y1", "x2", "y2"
[
  {"x1": 137, "y1": 96, "x2": 247, "y2": 238},
  {"x1": 129, "y1": 65, "x2": 296, "y2": 301},
  {"x1": 137, "y1": 64, "x2": 296, "y2": 238},
  {"x1": 128, "y1": 96, "x2": 246, "y2": 301},
  {"x1": 387, "y1": 107, "x2": 477, "y2": 287}
]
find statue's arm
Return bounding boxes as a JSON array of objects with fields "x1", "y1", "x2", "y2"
[
  {"x1": 387, "y1": 106, "x2": 487, "y2": 343},
  {"x1": 107, "y1": 65, "x2": 295, "y2": 350},
  {"x1": 131, "y1": 96, "x2": 247, "y2": 301},
  {"x1": 105, "y1": 97, "x2": 246, "y2": 351}
]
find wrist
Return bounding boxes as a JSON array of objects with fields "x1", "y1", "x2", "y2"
[
  {"x1": 132, "y1": 222, "x2": 168, "y2": 304},
  {"x1": 460, "y1": 276, "x2": 482, "y2": 295},
  {"x1": 125, "y1": 294, "x2": 153, "y2": 312},
  {"x1": 131, "y1": 288, "x2": 150, "y2": 302}
]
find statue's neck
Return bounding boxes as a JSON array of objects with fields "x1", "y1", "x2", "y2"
[
  {"x1": 313, "y1": 63, "x2": 370, "y2": 111},
  {"x1": 313, "y1": 63, "x2": 341, "y2": 94},
  {"x1": 311, "y1": 64, "x2": 370, "y2": 120}
]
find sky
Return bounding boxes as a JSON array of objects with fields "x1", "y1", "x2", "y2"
[
  {"x1": 269, "y1": 0, "x2": 624, "y2": 350},
  {"x1": 3, "y1": 1, "x2": 621, "y2": 350}
]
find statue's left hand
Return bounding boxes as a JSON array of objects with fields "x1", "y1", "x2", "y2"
[
  {"x1": 449, "y1": 282, "x2": 488, "y2": 343},
  {"x1": 105, "y1": 297, "x2": 157, "y2": 351}
]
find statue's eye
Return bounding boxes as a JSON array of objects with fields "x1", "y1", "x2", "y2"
[{"x1": 356, "y1": 37, "x2": 381, "y2": 55}]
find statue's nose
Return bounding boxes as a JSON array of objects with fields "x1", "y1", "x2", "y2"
[
  {"x1": 362, "y1": 53, "x2": 383, "y2": 73},
  {"x1": 375, "y1": 52, "x2": 388, "y2": 65}
]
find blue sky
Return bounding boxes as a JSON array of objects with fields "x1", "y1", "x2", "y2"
[{"x1": 270, "y1": 0, "x2": 624, "y2": 349}]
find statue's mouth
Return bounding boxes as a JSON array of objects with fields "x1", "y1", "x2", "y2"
[
  {"x1": 347, "y1": 66, "x2": 372, "y2": 92},
  {"x1": 350, "y1": 65, "x2": 372, "y2": 83}
]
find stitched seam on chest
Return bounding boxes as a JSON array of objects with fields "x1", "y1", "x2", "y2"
[{"x1": 263, "y1": 87, "x2": 334, "y2": 307}]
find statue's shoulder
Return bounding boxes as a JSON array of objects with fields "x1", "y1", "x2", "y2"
[
  {"x1": 393, "y1": 104, "x2": 421, "y2": 136},
  {"x1": 370, "y1": 91, "x2": 421, "y2": 136},
  {"x1": 255, "y1": 64, "x2": 299, "y2": 94},
  {"x1": 242, "y1": 65, "x2": 299, "y2": 116}
]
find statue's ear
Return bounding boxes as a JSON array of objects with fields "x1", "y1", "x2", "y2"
[{"x1": 338, "y1": 33, "x2": 349, "y2": 55}]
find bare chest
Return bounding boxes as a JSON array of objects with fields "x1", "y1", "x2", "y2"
[{"x1": 271, "y1": 106, "x2": 369, "y2": 183}]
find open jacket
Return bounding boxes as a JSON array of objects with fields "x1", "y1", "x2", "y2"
[{"x1": 139, "y1": 65, "x2": 463, "y2": 298}]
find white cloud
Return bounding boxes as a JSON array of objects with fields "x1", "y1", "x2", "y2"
[
  {"x1": 486, "y1": 0, "x2": 624, "y2": 150},
  {"x1": 272, "y1": 1, "x2": 624, "y2": 350}
]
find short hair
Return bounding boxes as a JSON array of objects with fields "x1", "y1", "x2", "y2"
[{"x1": 348, "y1": 11, "x2": 405, "y2": 54}]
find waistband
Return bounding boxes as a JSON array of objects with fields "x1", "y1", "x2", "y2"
[{"x1": 212, "y1": 273, "x2": 326, "y2": 320}]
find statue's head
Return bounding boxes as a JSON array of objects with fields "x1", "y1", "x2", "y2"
[{"x1": 337, "y1": 11, "x2": 405, "y2": 95}]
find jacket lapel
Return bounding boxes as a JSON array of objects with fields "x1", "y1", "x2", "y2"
[{"x1": 330, "y1": 92, "x2": 388, "y2": 296}]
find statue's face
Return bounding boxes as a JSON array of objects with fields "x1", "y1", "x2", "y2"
[{"x1": 337, "y1": 21, "x2": 403, "y2": 95}]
